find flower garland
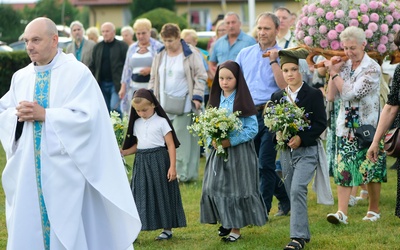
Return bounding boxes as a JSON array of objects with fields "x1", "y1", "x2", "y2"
[{"x1": 295, "y1": 0, "x2": 400, "y2": 55}]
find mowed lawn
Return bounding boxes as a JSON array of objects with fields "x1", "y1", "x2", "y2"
[{"x1": 0, "y1": 144, "x2": 399, "y2": 249}]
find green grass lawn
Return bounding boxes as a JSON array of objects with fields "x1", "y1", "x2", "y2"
[{"x1": 0, "y1": 145, "x2": 399, "y2": 249}]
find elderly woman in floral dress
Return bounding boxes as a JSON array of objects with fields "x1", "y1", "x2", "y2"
[{"x1": 325, "y1": 26, "x2": 386, "y2": 225}]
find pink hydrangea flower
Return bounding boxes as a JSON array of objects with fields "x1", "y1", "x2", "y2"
[
  {"x1": 377, "y1": 44, "x2": 387, "y2": 54},
  {"x1": 330, "y1": 40, "x2": 340, "y2": 50},
  {"x1": 327, "y1": 30, "x2": 338, "y2": 40},
  {"x1": 370, "y1": 13, "x2": 379, "y2": 22},
  {"x1": 302, "y1": 5, "x2": 309, "y2": 15},
  {"x1": 365, "y1": 29, "x2": 373, "y2": 38},
  {"x1": 320, "y1": 0, "x2": 330, "y2": 5},
  {"x1": 361, "y1": 15, "x2": 370, "y2": 24},
  {"x1": 297, "y1": 30, "x2": 305, "y2": 40},
  {"x1": 368, "y1": 23, "x2": 378, "y2": 32},
  {"x1": 393, "y1": 24, "x2": 400, "y2": 33},
  {"x1": 308, "y1": 4, "x2": 317, "y2": 13},
  {"x1": 330, "y1": 0, "x2": 339, "y2": 8},
  {"x1": 308, "y1": 17, "x2": 317, "y2": 26},
  {"x1": 389, "y1": 2, "x2": 397, "y2": 11},
  {"x1": 349, "y1": 10, "x2": 358, "y2": 19},
  {"x1": 390, "y1": 43, "x2": 398, "y2": 51},
  {"x1": 319, "y1": 25, "x2": 328, "y2": 34},
  {"x1": 326, "y1": 12, "x2": 335, "y2": 21},
  {"x1": 369, "y1": 1, "x2": 379, "y2": 10},
  {"x1": 336, "y1": 10, "x2": 345, "y2": 19},
  {"x1": 393, "y1": 12, "x2": 400, "y2": 20},
  {"x1": 320, "y1": 39, "x2": 329, "y2": 48},
  {"x1": 316, "y1": 8, "x2": 325, "y2": 17},
  {"x1": 335, "y1": 23, "x2": 345, "y2": 33},
  {"x1": 308, "y1": 27, "x2": 316, "y2": 36},
  {"x1": 360, "y1": 4, "x2": 369, "y2": 13},
  {"x1": 385, "y1": 15, "x2": 394, "y2": 24},
  {"x1": 301, "y1": 16, "x2": 308, "y2": 25},
  {"x1": 304, "y1": 36, "x2": 313, "y2": 46},
  {"x1": 349, "y1": 19, "x2": 359, "y2": 27},
  {"x1": 380, "y1": 24, "x2": 389, "y2": 34},
  {"x1": 380, "y1": 35, "x2": 388, "y2": 44}
]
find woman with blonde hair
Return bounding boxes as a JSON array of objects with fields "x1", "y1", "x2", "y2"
[{"x1": 119, "y1": 18, "x2": 163, "y2": 115}]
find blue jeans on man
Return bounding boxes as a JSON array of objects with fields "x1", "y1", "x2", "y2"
[
  {"x1": 255, "y1": 110, "x2": 290, "y2": 216},
  {"x1": 100, "y1": 81, "x2": 121, "y2": 114}
]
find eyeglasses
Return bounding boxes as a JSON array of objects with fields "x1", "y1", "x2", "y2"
[{"x1": 217, "y1": 29, "x2": 226, "y2": 32}]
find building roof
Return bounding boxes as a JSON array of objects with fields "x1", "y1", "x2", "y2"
[{"x1": 5, "y1": 3, "x2": 35, "y2": 10}]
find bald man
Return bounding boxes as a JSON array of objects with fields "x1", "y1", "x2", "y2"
[
  {"x1": 90, "y1": 22, "x2": 129, "y2": 114},
  {"x1": 0, "y1": 17, "x2": 140, "y2": 249}
]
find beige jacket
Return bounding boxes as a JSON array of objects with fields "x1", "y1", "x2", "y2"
[{"x1": 148, "y1": 40, "x2": 207, "y2": 102}]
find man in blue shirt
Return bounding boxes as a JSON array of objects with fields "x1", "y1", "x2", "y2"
[
  {"x1": 236, "y1": 12, "x2": 290, "y2": 218},
  {"x1": 209, "y1": 12, "x2": 256, "y2": 78}
]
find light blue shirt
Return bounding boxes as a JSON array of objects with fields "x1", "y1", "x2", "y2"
[
  {"x1": 210, "y1": 30, "x2": 256, "y2": 65},
  {"x1": 236, "y1": 43, "x2": 282, "y2": 106},
  {"x1": 218, "y1": 90, "x2": 258, "y2": 146}
]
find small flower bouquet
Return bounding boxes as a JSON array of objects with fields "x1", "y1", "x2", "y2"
[
  {"x1": 110, "y1": 111, "x2": 130, "y2": 173},
  {"x1": 295, "y1": 0, "x2": 400, "y2": 55},
  {"x1": 263, "y1": 98, "x2": 311, "y2": 151},
  {"x1": 187, "y1": 107, "x2": 242, "y2": 161}
]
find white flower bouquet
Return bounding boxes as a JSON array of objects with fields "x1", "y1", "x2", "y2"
[
  {"x1": 187, "y1": 107, "x2": 242, "y2": 161},
  {"x1": 263, "y1": 98, "x2": 311, "y2": 151},
  {"x1": 110, "y1": 111, "x2": 130, "y2": 173}
]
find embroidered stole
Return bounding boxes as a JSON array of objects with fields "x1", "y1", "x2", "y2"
[{"x1": 33, "y1": 70, "x2": 51, "y2": 249}]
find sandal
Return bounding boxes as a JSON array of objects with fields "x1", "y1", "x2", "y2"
[
  {"x1": 284, "y1": 238, "x2": 305, "y2": 250},
  {"x1": 221, "y1": 234, "x2": 241, "y2": 242},
  {"x1": 218, "y1": 226, "x2": 231, "y2": 237},
  {"x1": 362, "y1": 211, "x2": 380, "y2": 221},
  {"x1": 155, "y1": 231, "x2": 172, "y2": 240},
  {"x1": 327, "y1": 210, "x2": 348, "y2": 225},
  {"x1": 356, "y1": 190, "x2": 369, "y2": 201}
]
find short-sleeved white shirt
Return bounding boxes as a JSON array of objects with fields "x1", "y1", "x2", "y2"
[{"x1": 134, "y1": 112, "x2": 172, "y2": 149}]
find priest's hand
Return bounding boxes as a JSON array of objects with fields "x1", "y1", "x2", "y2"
[{"x1": 16, "y1": 101, "x2": 45, "y2": 122}]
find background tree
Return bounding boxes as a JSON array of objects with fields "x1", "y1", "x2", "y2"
[
  {"x1": 0, "y1": 5, "x2": 25, "y2": 44},
  {"x1": 131, "y1": 0, "x2": 175, "y2": 18},
  {"x1": 134, "y1": 8, "x2": 187, "y2": 35},
  {"x1": 21, "y1": 0, "x2": 79, "y2": 28}
]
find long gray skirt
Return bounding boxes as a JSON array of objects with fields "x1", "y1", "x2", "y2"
[
  {"x1": 200, "y1": 141, "x2": 268, "y2": 229},
  {"x1": 132, "y1": 147, "x2": 186, "y2": 230}
]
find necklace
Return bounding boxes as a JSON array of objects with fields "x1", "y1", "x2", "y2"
[{"x1": 167, "y1": 54, "x2": 178, "y2": 77}]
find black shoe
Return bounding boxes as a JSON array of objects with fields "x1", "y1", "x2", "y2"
[{"x1": 218, "y1": 226, "x2": 231, "y2": 236}]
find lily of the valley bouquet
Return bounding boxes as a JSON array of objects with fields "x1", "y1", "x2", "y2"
[
  {"x1": 263, "y1": 98, "x2": 311, "y2": 151},
  {"x1": 187, "y1": 107, "x2": 242, "y2": 161},
  {"x1": 110, "y1": 111, "x2": 130, "y2": 173}
]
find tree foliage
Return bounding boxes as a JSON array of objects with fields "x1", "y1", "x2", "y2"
[
  {"x1": 0, "y1": 5, "x2": 24, "y2": 44},
  {"x1": 131, "y1": 0, "x2": 175, "y2": 18},
  {"x1": 134, "y1": 8, "x2": 188, "y2": 34},
  {"x1": 21, "y1": 0, "x2": 79, "y2": 27}
]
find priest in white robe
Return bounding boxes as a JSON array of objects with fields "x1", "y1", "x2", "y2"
[{"x1": 0, "y1": 17, "x2": 141, "y2": 250}]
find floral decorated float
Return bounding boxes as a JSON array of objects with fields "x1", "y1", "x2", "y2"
[{"x1": 295, "y1": 0, "x2": 400, "y2": 65}]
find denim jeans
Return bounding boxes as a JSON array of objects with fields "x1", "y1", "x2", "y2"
[
  {"x1": 255, "y1": 110, "x2": 290, "y2": 214},
  {"x1": 100, "y1": 81, "x2": 121, "y2": 114}
]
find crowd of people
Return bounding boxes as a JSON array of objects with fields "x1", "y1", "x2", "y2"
[{"x1": 1, "y1": 4, "x2": 400, "y2": 249}]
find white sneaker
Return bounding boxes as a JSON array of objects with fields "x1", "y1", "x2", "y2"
[{"x1": 327, "y1": 210, "x2": 348, "y2": 224}]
